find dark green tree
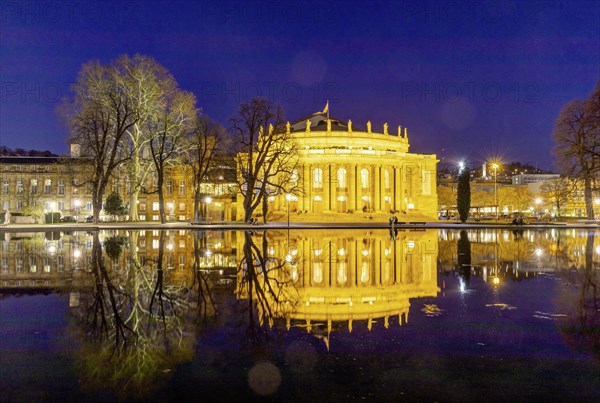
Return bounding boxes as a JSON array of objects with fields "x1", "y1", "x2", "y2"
[
  {"x1": 105, "y1": 192, "x2": 128, "y2": 220},
  {"x1": 457, "y1": 166, "x2": 471, "y2": 223}
]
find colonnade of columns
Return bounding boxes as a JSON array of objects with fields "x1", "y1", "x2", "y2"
[{"x1": 289, "y1": 162, "x2": 415, "y2": 214}]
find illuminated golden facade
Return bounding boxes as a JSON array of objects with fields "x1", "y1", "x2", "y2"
[{"x1": 260, "y1": 111, "x2": 439, "y2": 221}]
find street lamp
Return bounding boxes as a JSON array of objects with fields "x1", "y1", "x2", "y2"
[
  {"x1": 535, "y1": 197, "x2": 542, "y2": 220},
  {"x1": 491, "y1": 163, "x2": 499, "y2": 221}
]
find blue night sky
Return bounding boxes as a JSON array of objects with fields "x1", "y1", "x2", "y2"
[{"x1": 1, "y1": 0, "x2": 598, "y2": 170}]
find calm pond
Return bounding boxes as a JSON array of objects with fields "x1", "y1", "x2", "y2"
[{"x1": 0, "y1": 228, "x2": 599, "y2": 402}]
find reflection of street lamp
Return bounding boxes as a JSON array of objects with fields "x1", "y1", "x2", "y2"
[{"x1": 491, "y1": 163, "x2": 499, "y2": 221}]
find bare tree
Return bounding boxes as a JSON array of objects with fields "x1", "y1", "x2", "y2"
[
  {"x1": 149, "y1": 89, "x2": 196, "y2": 223},
  {"x1": 540, "y1": 178, "x2": 573, "y2": 217},
  {"x1": 186, "y1": 115, "x2": 225, "y2": 223},
  {"x1": 60, "y1": 61, "x2": 137, "y2": 224},
  {"x1": 230, "y1": 98, "x2": 299, "y2": 223},
  {"x1": 553, "y1": 99, "x2": 599, "y2": 219}
]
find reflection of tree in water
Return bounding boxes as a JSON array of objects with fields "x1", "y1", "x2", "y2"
[
  {"x1": 71, "y1": 231, "x2": 199, "y2": 399},
  {"x1": 237, "y1": 230, "x2": 299, "y2": 343},
  {"x1": 559, "y1": 232, "x2": 600, "y2": 366},
  {"x1": 457, "y1": 230, "x2": 471, "y2": 285}
]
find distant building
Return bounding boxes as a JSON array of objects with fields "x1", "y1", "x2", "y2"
[
  {"x1": 512, "y1": 173, "x2": 560, "y2": 193},
  {"x1": 0, "y1": 153, "x2": 237, "y2": 222}
]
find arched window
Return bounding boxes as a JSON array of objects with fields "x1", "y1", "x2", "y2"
[
  {"x1": 361, "y1": 261, "x2": 370, "y2": 283},
  {"x1": 360, "y1": 168, "x2": 370, "y2": 189},
  {"x1": 313, "y1": 168, "x2": 323, "y2": 189},
  {"x1": 384, "y1": 169, "x2": 391, "y2": 190},
  {"x1": 337, "y1": 261, "x2": 347, "y2": 284},
  {"x1": 313, "y1": 262, "x2": 323, "y2": 284},
  {"x1": 337, "y1": 168, "x2": 347, "y2": 188}
]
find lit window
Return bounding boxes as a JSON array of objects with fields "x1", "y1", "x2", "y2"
[
  {"x1": 58, "y1": 179, "x2": 65, "y2": 195},
  {"x1": 313, "y1": 168, "x2": 323, "y2": 189},
  {"x1": 179, "y1": 180, "x2": 185, "y2": 195},
  {"x1": 166, "y1": 180, "x2": 173, "y2": 195},
  {"x1": 179, "y1": 202, "x2": 185, "y2": 211},
  {"x1": 337, "y1": 168, "x2": 347, "y2": 188},
  {"x1": 30, "y1": 179, "x2": 38, "y2": 194},
  {"x1": 361, "y1": 168, "x2": 370, "y2": 189},
  {"x1": 384, "y1": 169, "x2": 390, "y2": 190},
  {"x1": 16, "y1": 178, "x2": 23, "y2": 194},
  {"x1": 44, "y1": 179, "x2": 52, "y2": 194},
  {"x1": 152, "y1": 202, "x2": 159, "y2": 211}
]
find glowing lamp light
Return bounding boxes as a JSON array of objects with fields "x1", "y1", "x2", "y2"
[
  {"x1": 362, "y1": 249, "x2": 369, "y2": 256},
  {"x1": 47, "y1": 244, "x2": 56, "y2": 254},
  {"x1": 338, "y1": 248, "x2": 346, "y2": 256},
  {"x1": 493, "y1": 277, "x2": 500, "y2": 285},
  {"x1": 407, "y1": 203, "x2": 415, "y2": 209},
  {"x1": 73, "y1": 249, "x2": 81, "y2": 259},
  {"x1": 285, "y1": 193, "x2": 292, "y2": 201},
  {"x1": 314, "y1": 196, "x2": 322, "y2": 201},
  {"x1": 337, "y1": 196, "x2": 346, "y2": 201}
]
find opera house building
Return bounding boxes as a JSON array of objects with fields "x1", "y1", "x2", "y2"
[{"x1": 253, "y1": 109, "x2": 439, "y2": 222}]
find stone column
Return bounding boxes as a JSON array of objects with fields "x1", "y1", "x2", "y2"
[
  {"x1": 348, "y1": 164, "x2": 356, "y2": 212},
  {"x1": 330, "y1": 164, "x2": 337, "y2": 212},
  {"x1": 323, "y1": 165, "x2": 330, "y2": 212},
  {"x1": 302, "y1": 164, "x2": 310, "y2": 212},
  {"x1": 374, "y1": 166, "x2": 380, "y2": 212},
  {"x1": 394, "y1": 166, "x2": 402, "y2": 212}
]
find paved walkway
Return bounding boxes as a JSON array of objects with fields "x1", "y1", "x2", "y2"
[{"x1": 0, "y1": 220, "x2": 599, "y2": 232}]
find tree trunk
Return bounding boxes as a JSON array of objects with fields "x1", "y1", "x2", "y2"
[
  {"x1": 92, "y1": 192, "x2": 102, "y2": 225},
  {"x1": 262, "y1": 194, "x2": 268, "y2": 223},
  {"x1": 193, "y1": 188, "x2": 201, "y2": 223},
  {"x1": 585, "y1": 176, "x2": 594, "y2": 219},
  {"x1": 158, "y1": 175, "x2": 166, "y2": 223},
  {"x1": 129, "y1": 152, "x2": 140, "y2": 221}
]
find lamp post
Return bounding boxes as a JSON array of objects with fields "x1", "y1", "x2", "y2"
[
  {"x1": 49, "y1": 201, "x2": 56, "y2": 224},
  {"x1": 204, "y1": 197, "x2": 212, "y2": 223},
  {"x1": 285, "y1": 193, "x2": 292, "y2": 228},
  {"x1": 74, "y1": 199, "x2": 81, "y2": 224},
  {"x1": 535, "y1": 197, "x2": 542, "y2": 220},
  {"x1": 491, "y1": 163, "x2": 499, "y2": 221}
]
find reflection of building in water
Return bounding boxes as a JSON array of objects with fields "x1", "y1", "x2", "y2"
[
  {"x1": 0, "y1": 231, "x2": 93, "y2": 291},
  {"x1": 0, "y1": 230, "x2": 238, "y2": 292},
  {"x1": 237, "y1": 229, "x2": 439, "y2": 334},
  {"x1": 437, "y1": 228, "x2": 599, "y2": 283}
]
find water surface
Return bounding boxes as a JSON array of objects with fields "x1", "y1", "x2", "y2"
[{"x1": 0, "y1": 228, "x2": 598, "y2": 402}]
